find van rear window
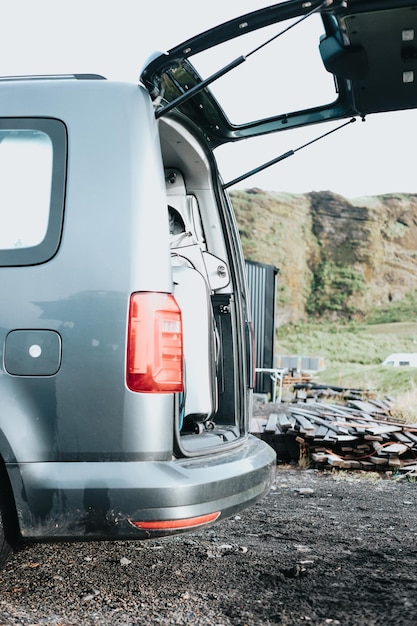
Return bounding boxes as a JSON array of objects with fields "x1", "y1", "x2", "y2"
[{"x1": 0, "y1": 118, "x2": 66, "y2": 266}]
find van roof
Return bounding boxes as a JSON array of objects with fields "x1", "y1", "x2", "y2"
[{"x1": 0, "y1": 74, "x2": 106, "y2": 83}]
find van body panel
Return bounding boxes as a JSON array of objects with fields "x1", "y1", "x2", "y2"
[{"x1": 0, "y1": 80, "x2": 177, "y2": 463}]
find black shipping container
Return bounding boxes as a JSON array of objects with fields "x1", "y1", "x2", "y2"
[{"x1": 245, "y1": 260, "x2": 278, "y2": 398}]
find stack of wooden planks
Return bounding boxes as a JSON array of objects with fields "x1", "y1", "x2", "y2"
[
  {"x1": 251, "y1": 398, "x2": 417, "y2": 474},
  {"x1": 282, "y1": 371, "x2": 313, "y2": 387}
]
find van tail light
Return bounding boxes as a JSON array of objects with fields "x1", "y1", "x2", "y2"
[{"x1": 126, "y1": 292, "x2": 183, "y2": 393}]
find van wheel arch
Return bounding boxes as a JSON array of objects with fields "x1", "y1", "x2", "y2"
[{"x1": 0, "y1": 459, "x2": 20, "y2": 569}]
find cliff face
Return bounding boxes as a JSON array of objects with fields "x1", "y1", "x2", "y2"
[{"x1": 230, "y1": 189, "x2": 417, "y2": 324}]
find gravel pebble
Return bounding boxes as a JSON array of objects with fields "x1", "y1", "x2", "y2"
[{"x1": 1, "y1": 467, "x2": 417, "y2": 625}]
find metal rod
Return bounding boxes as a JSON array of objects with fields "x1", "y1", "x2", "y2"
[{"x1": 223, "y1": 118, "x2": 356, "y2": 189}]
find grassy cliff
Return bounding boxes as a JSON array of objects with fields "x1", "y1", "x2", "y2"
[{"x1": 230, "y1": 189, "x2": 417, "y2": 325}]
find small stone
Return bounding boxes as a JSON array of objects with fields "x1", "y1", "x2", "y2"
[
  {"x1": 81, "y1": 588, "x2": 100, "y2": 602},
  {"x1": 206, "y1": 549, "x2": 218, "y2": 559},
  {"x1": 218, "y1": 544, "x2": 233, "y2": 552},
  {"x1": 294, "y1": 544, "x2": 312, "y2": 552}
]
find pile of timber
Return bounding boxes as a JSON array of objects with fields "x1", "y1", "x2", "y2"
[
  {"x1": 282, "y1": 371, "x2": 313, "y2": 387},
  {"x1": 251, "y1": 398, "x2": 417, "y2": 474},
  {"x1": 292, "y1": 381, "x2": 376, "y2": 402}
]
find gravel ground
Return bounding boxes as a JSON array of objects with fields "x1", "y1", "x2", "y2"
[{"x1": 1, "y1": 467, "x2": 417, "y2": 626}]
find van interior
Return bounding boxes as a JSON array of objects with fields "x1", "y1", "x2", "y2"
[{"x1": 160, "y1": 116, "x2": 247, "y2": 457}]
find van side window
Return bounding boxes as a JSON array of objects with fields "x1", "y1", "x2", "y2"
[
  {"x1": 0, "y1": 118, "x2": 67, "y2": 267},
  {"x1": 0, "y1": 131, "x2": 52, "y2": 249}
]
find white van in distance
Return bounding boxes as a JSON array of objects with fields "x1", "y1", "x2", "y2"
[{"x1": 382, "y1": 354, "x2": 417, "y2": 367}]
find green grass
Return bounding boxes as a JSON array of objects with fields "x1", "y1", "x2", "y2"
[
  {"x1": 274, "y1": 282, "x2": 417, "y2": 421},
  {"x1": 364, "y1": 290, "x2": 417, "y2": 325},
  {"x1": 313, "y1": 362, "x2": 417, "y2": 397},
  {"x1": 276, "y1": 320, "x2": 417, "y2": 396}
]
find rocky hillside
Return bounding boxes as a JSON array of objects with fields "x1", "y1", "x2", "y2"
[{"x1": 230, "y1": 189, "x2": 417, "y2": 325}]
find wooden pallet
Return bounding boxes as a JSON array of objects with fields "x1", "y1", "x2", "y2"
[{"x1": 282, "y1": 373, "x2": 313, "y2": 387}]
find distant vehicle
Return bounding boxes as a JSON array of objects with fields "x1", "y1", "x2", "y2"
[
  {"x1": 382, "y1": 354, "x2": 417, "y2": 367},
  {"x1": 1, "y1": 0, "x2": 417, "y2": 569}
]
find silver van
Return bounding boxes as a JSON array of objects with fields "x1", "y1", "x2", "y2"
[{"x1": 1, "y1": 0, "x2": 416, "y2": 566}]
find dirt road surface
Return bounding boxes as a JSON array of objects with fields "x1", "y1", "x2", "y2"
[{"x1": 1, "y1": 467, "x2": 416, "y2": 626}]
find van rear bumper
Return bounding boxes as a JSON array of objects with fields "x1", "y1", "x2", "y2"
[{"x1": 9, "y1": 436, "x2": 276, "y2": 540}]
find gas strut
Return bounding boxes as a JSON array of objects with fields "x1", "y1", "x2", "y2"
[{"x1": 223, "y1": 117, "x2": 357, "y2": 189}]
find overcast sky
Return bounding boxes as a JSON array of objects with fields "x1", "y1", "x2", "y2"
[{"x1": 2, "y1": 0, "x2": 416, "y2": 199}]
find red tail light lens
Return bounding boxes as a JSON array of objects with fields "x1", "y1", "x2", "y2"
[{"x1": 126, "y1": 292, "x2": 183, "y2": 393}]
